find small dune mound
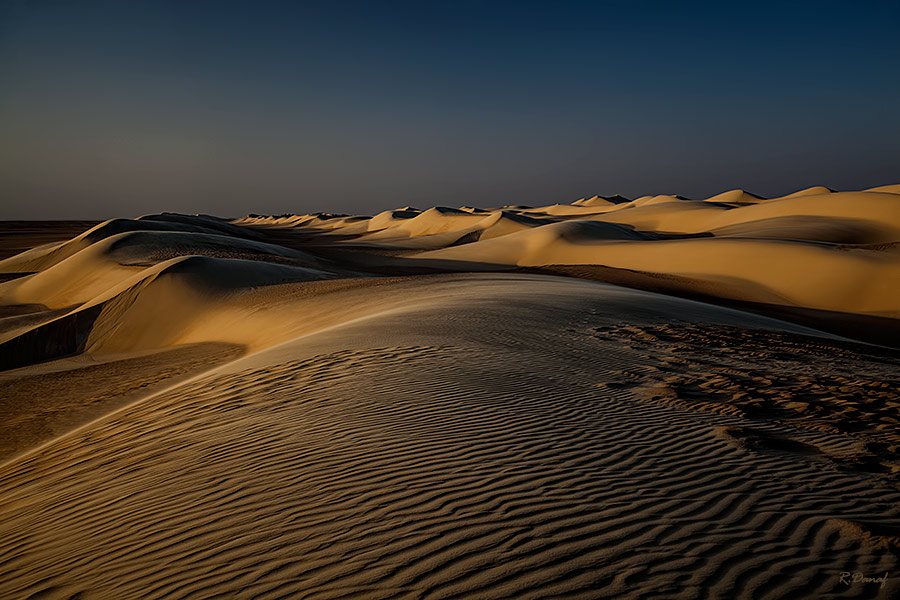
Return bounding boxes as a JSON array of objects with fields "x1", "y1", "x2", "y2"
[
  {"x1": 700, "y1": 191, "x2": 900, "y2": 243},
  {"x1": 548, "y1": 219, "x2": 651, "y2": 243},
  {"x1": 475, "y1": 210, "x2": 553, "y2": 240},
  {"x1": 412, "y1": 219, "x2": 653, "y2": 266},
  {"x1": 864, "y1": 184, "x2": 900, "y2": 194},
  {"x1": 703, "y1": 189, "x2": 765, "y2": 205},
  {"x1": 573, "y1": 194, "x2": 631, "y2": 207},
  {"x1": 631, "y1": 194, "x2": 692, "y2": 207},
  {"x1": 0, "y1": 216, "x2": 244, "y2": 273},
  {"x1": 709, "y1": 215, "x2": 896, "y2": 244},
  {"x1": 0, "y1": 255, "x2": 335, "y2": 369},
  {"x1": 779, "y1": 185, "x2": 836, "y2": 198},
  {"x1": 366, "y1": 208, "x2": 421, "y2": 231},
  {"x1": 0, "y1": 230, "x2": 330, "y2": 309},
  {"x1": 137, "y1": 213, "x2": 262, "y2": 239},
  {"x1": 360, "y1": 206, "x2": 490, "y2": 240},
  {"x1": 104, "y1": 230, "x2": 322, "y2": 267}
]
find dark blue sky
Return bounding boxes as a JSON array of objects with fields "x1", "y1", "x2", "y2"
[{"x1": 2, "y1": 0, "x2": 899, "y2": 219}]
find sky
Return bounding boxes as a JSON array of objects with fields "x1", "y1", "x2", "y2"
[{"x1": 1, "y1": 0, "x2": 899, "y2": 219}]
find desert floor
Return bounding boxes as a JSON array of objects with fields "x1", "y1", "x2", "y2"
[{"x1": 1, "y1": 186, "x2": 898, "y2": 599}]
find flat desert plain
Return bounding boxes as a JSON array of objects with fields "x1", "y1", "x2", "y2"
[{"x1": 1, "y1": 185, "x2": 899, "y2": 599}]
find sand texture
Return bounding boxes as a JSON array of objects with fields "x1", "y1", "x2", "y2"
[{"x1": 1, "y1": 187, "x2": 899, "y2": 599}]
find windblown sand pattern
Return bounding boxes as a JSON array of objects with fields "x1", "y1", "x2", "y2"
[
  {"x1": 594, "y1": 322, "x2": 900, "y2": 472},
  {"x1": 1, "y1": 185, "x2": 898, "y2": 599}
]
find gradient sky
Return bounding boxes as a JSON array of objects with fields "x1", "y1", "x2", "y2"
[{"x1": 2, "y1": 0, "x2": 899, "y2": 219}]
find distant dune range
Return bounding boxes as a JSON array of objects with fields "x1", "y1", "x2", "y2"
[{"x1": 1, "y1": 185, "x2": 899, "y2": 599}]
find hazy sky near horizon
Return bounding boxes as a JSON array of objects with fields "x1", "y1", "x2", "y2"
[{"x1": 2, "y1": 0, "x2": 899, "y2": 219}]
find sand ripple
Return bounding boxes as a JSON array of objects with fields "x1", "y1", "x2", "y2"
[{"x1": 1, "y1": 301, "x2": 897, "y2": 599}]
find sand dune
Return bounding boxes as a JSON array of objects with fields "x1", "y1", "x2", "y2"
[
  {"x1": 1, "y1": 186, "x2": 898, "y2": 598},
  {"x1": 2, "y1": 276, "x2": 899, "y2": 599},
  {"x1": 397, "y1": 189, "x2": 900, "y2": 317},
  {"x1": 416, "y1": 234, "x2": 897, "y2": 313},
  {"x1": 0, "y1": 215, "x2": 268, "y2": 274}
]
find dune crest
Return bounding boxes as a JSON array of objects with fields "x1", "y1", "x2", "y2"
[{"x1": 238, "y1": 185, "x2": 900, "y2": 319}]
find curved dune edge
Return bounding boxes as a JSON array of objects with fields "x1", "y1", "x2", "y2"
[
  {"x1": 1, "y1": 276, "x2": 899, "y2": 599},
  {"x1": 237, "y1": 185, "x2": 900, "y2": 319}
]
